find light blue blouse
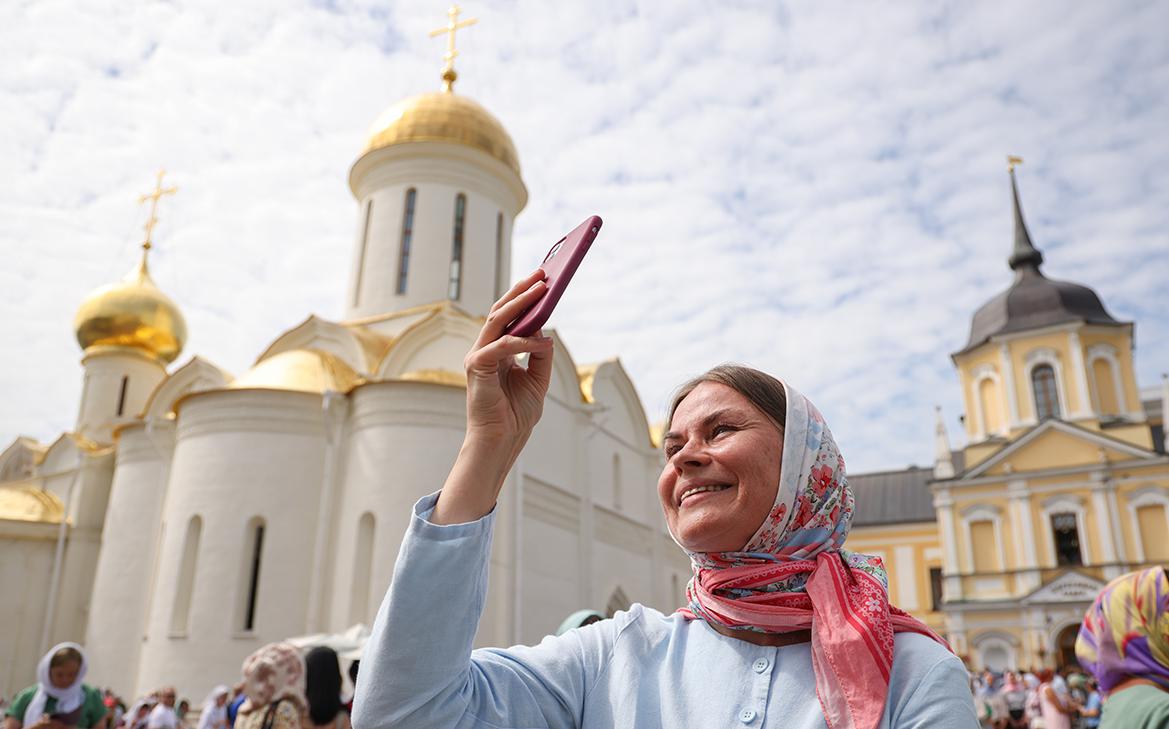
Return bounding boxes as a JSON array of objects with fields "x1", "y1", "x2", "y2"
[{"x1": 352, "y1": 493, "x2": 979, "y2": 729}]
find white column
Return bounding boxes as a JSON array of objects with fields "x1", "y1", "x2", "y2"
[
  {"x1": 1068, "y1": 330, "x2": 1093, "y2": 418},
  {"x1": 305, "y1": 391, "x2": 350, "y2": 632},
  {"x1": 935, "y1": 489, "x2": 963, "y2": 602},
  {"x1": 1008, "y1": 479, "x2": 1040, "y2": 593},
  {"x1": 999, "y1": 342, "x2": 1021, "y2": 428},
  {"x1": 1090, "y1": 469, "x2": 1127, "y2": 579}
]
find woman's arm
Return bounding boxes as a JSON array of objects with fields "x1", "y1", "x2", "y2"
[
  {"x1": 430, "y1": 269, "x2": 552, "y2": 525},
  {"x1": 353, "y1": 271, "x2": 603, "y2": 729},
  {"x1": 4, "y1": 717, "x2": 22, "y2": 729}
]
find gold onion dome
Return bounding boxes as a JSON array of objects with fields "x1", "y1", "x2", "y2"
[
  {"x1": 362, "y1": 91, "x2": 521, "y2": 176},
  {"x1": 73, "y1": 255, "x2": 187, "y2": 364}
]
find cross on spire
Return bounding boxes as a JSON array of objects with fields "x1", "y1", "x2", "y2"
[
  {"x1": 138, "y1": 169, "x2": 178, "y2": 254},
  {"x1": 429, "y1": 5, "x2": 478, "y2": 92}
]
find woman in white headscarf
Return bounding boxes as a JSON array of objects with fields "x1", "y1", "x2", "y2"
[
  {"x1": 195, "y1": 688, "x2": 228, "y2": 729},
  {"x1": 3, "y1": 643, "x2": 107, "y2": 729}
]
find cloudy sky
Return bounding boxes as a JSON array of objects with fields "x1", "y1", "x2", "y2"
[{"x1": 2, "y1": 0, "x2": 1167, "y2": 474}]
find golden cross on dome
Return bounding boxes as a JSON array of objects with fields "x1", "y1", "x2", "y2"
[
  {"x1": 137, "y1": 169, "x2": 178, "y2": 252},
  {"x1": 430, "y1": 5, "x2": 478, "y2": 92},
  {"x1": 1007, "y1": 155, "x2": 1024, "y2": 173}
]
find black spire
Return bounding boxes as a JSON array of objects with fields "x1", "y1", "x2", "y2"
[{"x1": 1008, "y1": 163, "x2": 1044, "y2": 272}]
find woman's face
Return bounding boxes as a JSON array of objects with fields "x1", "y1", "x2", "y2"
[
  {"x1": 658, "y1": 382, "x2": 784, "y2": 553},
  {"x1": 49, "y1": 660, "x2": 81, "y2": 689}
]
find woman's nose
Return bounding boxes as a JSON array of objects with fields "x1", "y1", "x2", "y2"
[{"x1": 673, "y1": 439, "x2": 710, "y2": 469}]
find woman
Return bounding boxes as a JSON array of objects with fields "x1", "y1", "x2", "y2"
[
  {"x1": 304, "y1": 648, "x2": 348, "y2": 729},
  {"x1": 234, "y1": 644, "x2": 307, "y2": 729},
  {"x1": 4, "y1": 643, "x2": 107, "y2": 729},
  {"x1": 351, "y1": 271, "x2": 977, "y2": 728},
  {"x1": 1075, "y1": 567, "x2": 1169, "y2": 728},
  {"x1": 195, "y1": 688, "x2": 228, "y2": 729}
]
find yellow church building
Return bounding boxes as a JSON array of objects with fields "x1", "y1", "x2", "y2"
[{"x1": 845, "y1": 162, "x2": 1169, "y2": 672}]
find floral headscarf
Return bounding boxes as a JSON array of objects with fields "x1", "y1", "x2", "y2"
[
  {"x1": 676, "y1": 381, "x2": 948, "y2": 729},
  {"x1": 239, "y1": 643, "x2": 307, "y2": 716},
  {"x1": 1076, "y1": 567, "x2": 1169, "y2": 693}
]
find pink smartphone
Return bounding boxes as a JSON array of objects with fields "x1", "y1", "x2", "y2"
[{"x1": 504, "y1": 215, "x2": 602, "y2": 337}]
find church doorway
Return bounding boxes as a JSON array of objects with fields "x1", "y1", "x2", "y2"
[{"x1": 1055, "y1": 624, "x2": 1080, "y2": 669}]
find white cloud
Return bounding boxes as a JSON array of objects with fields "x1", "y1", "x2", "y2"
[{"x1": 1, "y1": 0, "x2": 1167, "y2": 474}]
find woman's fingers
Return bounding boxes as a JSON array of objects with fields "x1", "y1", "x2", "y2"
[
  {"x1": 466, "y1": 332, "x2": 554, "y2": 377},
  {"x1": 476, "y1": 277, "x2": 547, "y2": 348},
  {"x1": 489, "y1": 268, "x2": 545, "y2": 316}
]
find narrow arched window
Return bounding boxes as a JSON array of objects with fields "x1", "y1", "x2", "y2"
[
  {"x1": 396, "y1": 189, "x2": 416, "y2": 295},
  {"x1": 354, "y1": 199, "x2": 373, "y2": 306},
  {"x1": 448, "y1": 193, "x2": 466, "y2": 300},
  {"x1": 1031, "y1": 365, "x2": 1061, "y2": 420},
  {"x1": 170, "y1": 515, "x2": 202, "y2": 634},
  {"x1": 494, "y1": 212, "x2": 504, "y2": 300},
  {"x1": 116, "y1": 376, "x2": 129, "y2": 416},
  {"x1": 350, "y1": 512, "x2": 376, "y2": 625},
  {"x1": 1050, "y1": 512, "x2": 1082, "y2": 566},
  {"x1": 612, "y1": 453, "x2": 622, "y2": 510},
  {"x1": 239, "y1": 518, "x2": 266, "y2": 632}
]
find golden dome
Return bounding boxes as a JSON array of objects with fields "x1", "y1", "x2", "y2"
[
  {"x1": 230, "y1": 349, "x2": 361, "y2": 394},
  {"x1": 362, "y1": 91, "x2": 521, "y2": 176},
  {"x1": 0, "y1": 483, "x2": 64, "y2": 523},
  {"x1": 74, "y1": 256, "x2": 187, "y2": 364}
]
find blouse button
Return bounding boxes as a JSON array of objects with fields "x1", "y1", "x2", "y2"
[
  {"x1": 739, "y1": 709, "x2": 757, "y2": 723},
  {"x1": 752, "y1": 658, "x2": 769, "y2": 673}
]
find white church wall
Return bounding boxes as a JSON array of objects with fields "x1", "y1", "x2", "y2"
[
  {"x1": 327, "y1": 382, "x2": 467, "y2": 635},
  {"x1": 136, "y1": 390, "x2": 326, "y2": 700},
  {"x1": 521, "y1": 514, "x2": 583, "y2": 643},
  {"x1": 49, "y1": 451, "x2": 114, "y2": 653},
  {"x1": 85, "y1": 422, "x2": 173, "y2": 699},
  {"x1": 0, "y1": 523, "x2": 57, "y2": 698},
  {"x1": 77, "y1": 349, "x2": 167, "y2": 444}
]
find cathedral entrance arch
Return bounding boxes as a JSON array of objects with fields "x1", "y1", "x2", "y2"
[{"x1": 1055, "y1": 624, "x2": 1080, "y2": 670}]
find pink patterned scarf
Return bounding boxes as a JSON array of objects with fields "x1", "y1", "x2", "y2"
[{"x1": 675, "y1": 382, "x2": 949, "y2": 729}]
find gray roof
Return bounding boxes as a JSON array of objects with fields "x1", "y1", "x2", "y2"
[
  {"x1": 849, "y1": 463, "x2": 946, "y2": 527},
  {"x1": 957, "y1": 171, "x2": 1123, "y2": 355}
]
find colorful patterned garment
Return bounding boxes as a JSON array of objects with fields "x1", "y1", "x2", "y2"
[
  {"x1": 239, "y1": 643, "x2": 308, "y2": 717},
  {"x1": 676, "y1": 382, "x2": 949, "y2": 729},
  {"x1": 1075, "y1": 566, "x2": 1169, "y2": 693}
]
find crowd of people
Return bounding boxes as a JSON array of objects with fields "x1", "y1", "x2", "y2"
[
  {"x1": 970, "y1": 667, "x2": 1102, "y2": 729},
  {"x1": 2, "y1": 643, "x2": 358, "y2": 729}
]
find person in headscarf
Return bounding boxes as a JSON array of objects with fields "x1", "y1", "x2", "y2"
[
  {"x1": 1075, "y1": 567, "x2": 1169, "y2": 728},
  {"x1": 235, "y1": 644, "x2": 307, "y2": 729},
  {"x1": 194, "y1": 688, "x2": 228, "y2": 729},
  {"x1": 553, "y1": 610, "x2": 604, "y2": 637},
  {"x1": 3, "y1": 643, "x2": 107, "y2": 729},
  {"x1": 120, "y1": 698, "x2": 155, "y2": 729},
  {"x1": 351, "y1": 277, "x2": 978, "y2": 729}
]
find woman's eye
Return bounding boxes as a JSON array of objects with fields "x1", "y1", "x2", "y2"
[
  {"x1": 712, "y1": 424, "x2": 734, "y2": 436},
  {"x1": 665, "y1": 445, "x2": 681, "y2": 457}
]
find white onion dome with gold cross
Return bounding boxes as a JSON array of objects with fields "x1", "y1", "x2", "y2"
[
  {"x1": 361, "y1": 91, "x2": 521, "y2": 177},
  {"x1": 73, "y1": 254, "x2": 187, "y2": 364}
]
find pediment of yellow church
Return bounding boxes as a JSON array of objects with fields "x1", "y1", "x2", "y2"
[{"x1": 966, "y1": 419, "x2": 1156, "y2": 478}]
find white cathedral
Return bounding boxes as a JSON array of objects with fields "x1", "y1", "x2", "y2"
[{"x1": 0, "y1": 46, "x2": 691, "y2": 701}]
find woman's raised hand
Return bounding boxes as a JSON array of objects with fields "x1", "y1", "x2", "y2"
[{"x1": 431, "y1": 269, "x2": 555, "y2": 524}]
